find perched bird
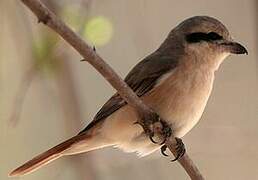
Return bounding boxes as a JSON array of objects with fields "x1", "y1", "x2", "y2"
[{"x1": 9, "y1": 16, "x2": 247, "y2": 177}]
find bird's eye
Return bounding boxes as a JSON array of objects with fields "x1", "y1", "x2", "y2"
[
  {"x1": 185, "y1": 32, "x2": 208, "y2": 43},
  {"x1": 186, "y1": 32, "x2": 223, "y2": 43},
  {"x1": 207, "y1": 32, "x2": 223, "y2": 40}
]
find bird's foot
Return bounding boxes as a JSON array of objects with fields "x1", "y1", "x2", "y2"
[
  {"x1": 160, "y1": 137, "x2": 185, "y2": 161},
  {"x1": 143, "y1": 114, "x2": 172, "y2": 145},
  {"x1": 171, "y1": 137, "x2": 185, "y2": 161},
  {"x1": 139, "y1": 113, "x2": 185, "y2": 161},
  {"x1": 136, "y1": 113, "x2": 172, "y2": 145},
  {"x1": 149, "y1": 120, "x2": 172, "y2": 145}
]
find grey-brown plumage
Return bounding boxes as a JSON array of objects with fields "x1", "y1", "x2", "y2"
[
  {"x1": 9, "y1": 16, "x2": 247, "y2": 177},
  {"x1": 82, "y1": 50, "x2": 179, "y2": 132}
]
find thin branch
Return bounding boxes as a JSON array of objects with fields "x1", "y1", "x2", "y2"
[{"x1": 19, "y1": 0, "x2": 205, "y2": 179}]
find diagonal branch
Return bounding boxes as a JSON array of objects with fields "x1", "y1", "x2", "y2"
[{"x1": 19, "y1": 0, "x2": 205, "y2": 179}]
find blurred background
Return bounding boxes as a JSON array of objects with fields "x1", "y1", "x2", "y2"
[{"x1": 1, "y1": 0, "x2": 257, "y2": 179}]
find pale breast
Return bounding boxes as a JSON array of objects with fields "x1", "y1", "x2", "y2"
[
  {"x1": 99, "y1": 66, "x2": 215, "y2": 156},
  {"x1": 143, "y1": 67, "x2": 215, "y2": 137}
]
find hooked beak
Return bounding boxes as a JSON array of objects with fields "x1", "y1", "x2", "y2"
[{"x1": 221, "y1": 41, "x2": 248, "y2": 55}]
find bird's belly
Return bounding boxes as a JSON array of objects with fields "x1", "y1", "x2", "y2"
[
  {"x1": 146, "y1": 70, "x2": 215, "y2": 137},
  {"x1": 100, "y1": 69, "x2": 214, "y2": 155},
  {"x1": 155, "y1": 89, "x2": 211, "y2": 138}
]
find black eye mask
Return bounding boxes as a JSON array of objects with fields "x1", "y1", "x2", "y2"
[{"x1": 186, "y1": 32, "x2": 223, "y2": 43}]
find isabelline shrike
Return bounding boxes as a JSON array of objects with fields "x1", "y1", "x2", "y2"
[{"x1": 9, "y1": 16, "x2": 248, "y2": 177}]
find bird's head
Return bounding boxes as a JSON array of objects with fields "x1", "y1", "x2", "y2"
[{"x1": 164, "y1": 16, "x2": 248, "y2": 70}]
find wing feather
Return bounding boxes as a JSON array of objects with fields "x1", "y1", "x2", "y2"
[{"x1": 80, "y1": 52, "x2": 178, "y2": 133}]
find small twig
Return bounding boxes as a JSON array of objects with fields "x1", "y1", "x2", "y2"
[{"x1": 19, "y1": 0, "x2": 205, "y2": 179}]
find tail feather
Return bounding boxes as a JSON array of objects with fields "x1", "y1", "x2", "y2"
[{"x1": 9, "y1": 134, "x2": 89, "y2": 177}]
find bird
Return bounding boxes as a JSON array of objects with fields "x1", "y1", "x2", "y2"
[{"x1": 9, "y1": 16, "x2": 248, "y2": 177}]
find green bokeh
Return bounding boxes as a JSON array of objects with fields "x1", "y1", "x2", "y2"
[
  {"x1": 32, "y1": 34, "x2": 60, "y2": 76},
  {"x1": 83, "y1": 16, "x2": 113, "y2": 46}
]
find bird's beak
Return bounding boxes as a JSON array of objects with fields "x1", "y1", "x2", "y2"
[{"x1": 221, "y1": 41, "x2": 248, "y2": 55}]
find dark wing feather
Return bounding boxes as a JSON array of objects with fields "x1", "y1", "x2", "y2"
[{"x1": 80, "y1": 52, "x2": 178, "y2": 133}]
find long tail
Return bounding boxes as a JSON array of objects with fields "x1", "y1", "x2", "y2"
[{"x1": 9, "y1": 133, "x2": 97, "y2": 177}]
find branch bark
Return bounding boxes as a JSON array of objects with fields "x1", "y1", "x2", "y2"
[{"x1": 19, "y1": 0, "x2": 205, "y2": 179}]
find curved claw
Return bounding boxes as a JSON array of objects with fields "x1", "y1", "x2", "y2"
[
  {"x1": 161, "y1": 145, "x2": 169, "y2": 157},
  {"x1": 170, "y1": 137, "x2": 186, "y2": 162},
  {"x1": 156, "y1": 120, "x2": 172, "y2": 145},
  {"x1": 150, "y1": 136, "x2": 158, "y2": 144},
  {"x1": 171, "y1": 147, "x2": 185, "y2": 161},
  {"x1": 171, "y1": 153, "x2": 181, "y2": 162},
  {"x1": 149, "y1": 132, "x2": 159, "y2": 144},
  {"x1": 180, "y1": 148, "x2": 186, "y2": 158},
  {"x1": 159, "y1": 138, "x2": 166, "y2": 145}
]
